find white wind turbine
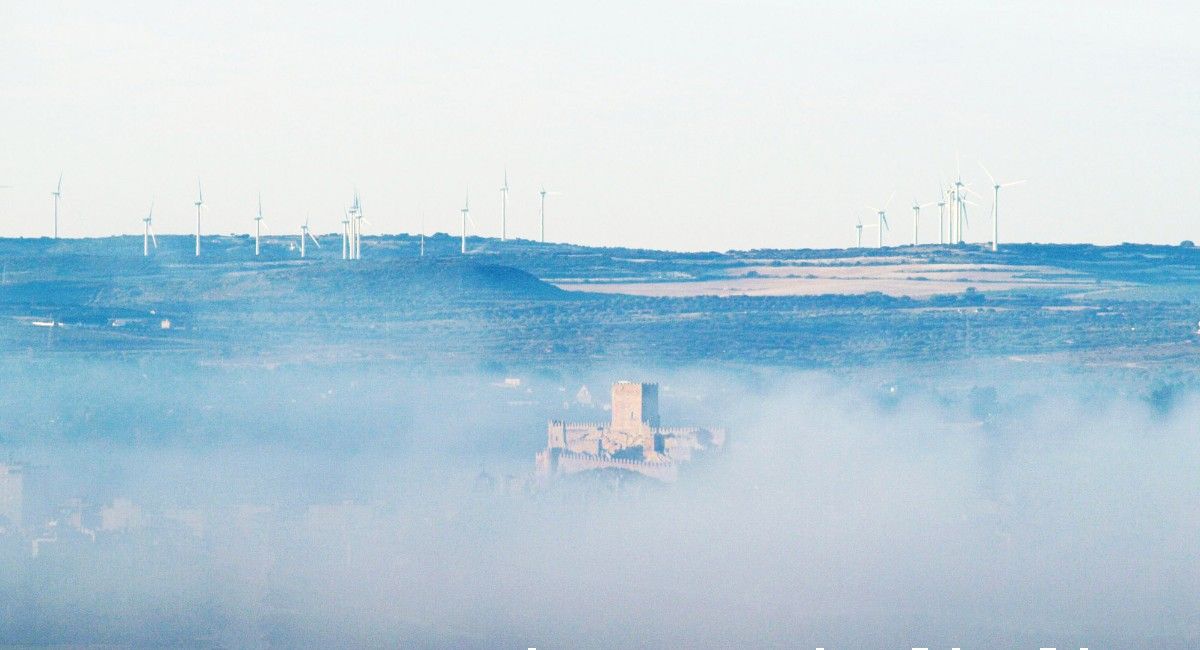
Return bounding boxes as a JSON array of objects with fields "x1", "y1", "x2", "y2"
[
  {"x1": 952, "y1": 176, "x2": 963, "y2": 243},
  {"x1": 460, "y1": 188, "x2": 472, "y2": 254},
  {"x1": 142, "y1": 201, "x2": 157, "y2": 256},
  {"x1": 855, "y1": 215, "x2": 864, "y2": 248},
  {"x1": 51, "y1": 173, "x2": 62, "y2": 239},
  {"x1": 340, "y1": 210, "x2": 350, "y2": 260},
  {"x1": 980, "y1": 162, "x2": 1026, "y2": 252},
  {"x1": 350, "y1": 190, "x2": 366, "y2": 259},
  {"x1": 300, "y1": 215, "x2": 320, "y2": 258},
  {"x1": 254, "y1": 194, "x2": 266, "y2": 256},
  {"x1": 948, "y1": 160, "x2": 981, "y2": 245},
  {"x1": 194, "y1": 179, "x2": 203, "y2": 257},
  {"x1": 936, "y1": 183, "x2": 947, "y2": 245},
  {"x1": 419, "y1": 213, "x2": 426, "y2": 257},
  {"x1": 911, "y1": 198, "x2": 936, "y2": 246},
  {"x1": 499, "y1": 170, "x2": 509, "y2": 242},
  {"x1": 867, "y1": 192, "x2": 894, "y2": 249}
]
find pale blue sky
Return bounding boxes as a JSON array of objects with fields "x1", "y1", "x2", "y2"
[{"x1": 1, "y1": 1, "x2": 1196, "y2": 250}]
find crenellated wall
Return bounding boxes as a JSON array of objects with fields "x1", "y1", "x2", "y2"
[{"x1": 542, "y1": 449, "x2": 678, "y2": 483}]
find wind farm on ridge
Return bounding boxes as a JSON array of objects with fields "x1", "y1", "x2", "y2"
[{"x1": 9, "y1": 160, "x2": 1026, "y2": 260}]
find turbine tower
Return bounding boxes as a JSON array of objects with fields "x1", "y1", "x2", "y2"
[
  {"x1": 419, "y1": 214, "x2": 426, "y2": 257},
  {"x1": 340, "y1": 210, "x2": 350, "y2": 260},
  {"x1": 951, "y1": 176, "x2": 977, "y2": 245},
  {"x1": 980, "y1": 162, "x2": 1026, "y2": 252},
  {"x1": 194, "y1": 179, "x2": 203, "y2": 257},
  {"x1": 538, "y1": 186, "x2": 558, "y2": 243},
  {"x1": 499, "y1": 170, "x2": 509, "y2": 242},
  {"x1": 254, "y1": 194, "x2": 265, "y2": 256},
  {"x1": 460, "y1": 188, "x2": 470, "y2": 254},
  {"x1": 855, "y1": 216, "x2": 864, "y2": 248},
  {"x1": 867, "y1": 192, "x2": 893, "y2": 249},
  {"x1": 51, "y1": 173, "x2": 62, "y2": 239},
  {"x1": 300, "y1": 215, "x2": 320, "y2": 258},
  {"x1": 955, "y1": 178, "x2": 966, "y2": 244},
  {"x1": 350, "y1": 190, "x2": 364, "y2": 260},
  {"x1": 142, "y1": 201, "x2": 157, "y2": 256},
  {"x1": 937, "y1": 185, "x2": 947, "y2": 245}
]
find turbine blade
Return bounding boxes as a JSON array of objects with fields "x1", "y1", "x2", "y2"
[
  {"x1": 1002, "y1": 179, "x2": 1028, "y2": 188},
  {"x1": 979, "y1": 161, "x2": 995, "y2": 185}
]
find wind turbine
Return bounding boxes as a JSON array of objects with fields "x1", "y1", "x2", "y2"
[
  {"x1": 51, "y1": 173, "x2": 62, "y2": 239},
  {"x1": 980, "y1": 162, "x2": 1026, "y2": 252},
  {"x1": 254, "y1": 194, "x2": 266, "y2": 256},
  {"x1": 194, "y1": 179, "x2": 203, "y2": 257},
  {"x1": 936, "y1": 184, "x2": 947, "y2": 245},
  {"x1": 538, "y1": 186, "x2": 561, "y2": 243},
  {"x1": 356, "y1": 211, "x2": 369, "y2": 259},
  {"x1": 539, "y1": 187, "x2": 547, "y2": 243},
  {"x1": 499, "y1": 170, "x2": 509, "y2": 242},
  {"x1": 948, "y1": 160, "x2": 981, "y2": 245},
  {"x1": 419, "y1": 213, "x2": 426, "y2": 257},
  {"x1": 340, "y1": 210, "x2": 350, "y2": 260},
  {"x1": 460, "y1": 188, "x2": 470, "y2": 254},
  {"x1": 142, "y1": 201, "x2": 157, "y2": 256},
  {"x1": 867, "y1": 192, "x2": 893, "y2": 249},
  {"x1": 911, "y1": 198, "x2": 936, "y2": 246},
  {"x1": 952, "y1": 177, "x2": 964, "y2": 244},
  {"x1": 957, "y1": 184, "x2": 983, "y2": 245},
  {"x1": 300, "y1": 215, "x2": 320, "y2": 258},
  {"x1": 855, "y1": 216, "x2": 864, "y2": 248},
  {"x1": 350, "y1": 190, "x2": 365, "y2": 259}
]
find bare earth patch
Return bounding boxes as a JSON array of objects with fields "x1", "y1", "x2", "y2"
[{"x1": 556, "y1": 263, "x2": 1098, "y2": 298}]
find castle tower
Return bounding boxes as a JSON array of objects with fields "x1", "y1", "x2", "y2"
[
  {"x1": 547, "y1": 420, "x2": 567, "y2": 450},
  {"x1": 611, "y1": 381, "x2": 659, "y2": 432}
]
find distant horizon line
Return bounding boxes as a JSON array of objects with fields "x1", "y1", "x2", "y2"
[{"x1": 0, "y1": 234, "x2": 1195, "y2": 255}]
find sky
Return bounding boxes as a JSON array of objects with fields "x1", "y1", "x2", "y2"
[{"x1": 0, "y1": 1, "x2": 1197, "y2": 251}]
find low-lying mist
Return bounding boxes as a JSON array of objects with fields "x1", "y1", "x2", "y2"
[{"x1": 1, "y1": 360, "x2": 1197, "y2": 648}]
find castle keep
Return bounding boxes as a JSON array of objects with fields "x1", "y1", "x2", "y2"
[{"x1": 535, "y1": 381, "x2": 725, "y2": 482}]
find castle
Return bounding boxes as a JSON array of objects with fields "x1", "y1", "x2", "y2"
[{"x1": 535, "y1": 381, "x2": 725, "y2": 483}]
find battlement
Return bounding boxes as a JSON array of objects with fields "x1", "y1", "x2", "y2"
[
  {"x1": 538, "y1": 449, "x2": 678, "y2": 483},
  {"x1": 549, "y1": 420, "x2": 609, "y2": 429}
]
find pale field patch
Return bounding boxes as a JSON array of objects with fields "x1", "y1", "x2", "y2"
[{"x1": 555, "y1": 263, "x2": 1096, "y2": 298}]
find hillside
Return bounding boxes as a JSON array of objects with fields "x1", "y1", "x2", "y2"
[{"x1": 0, "y1": 236, "x2": 1197, "y2": 373}]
